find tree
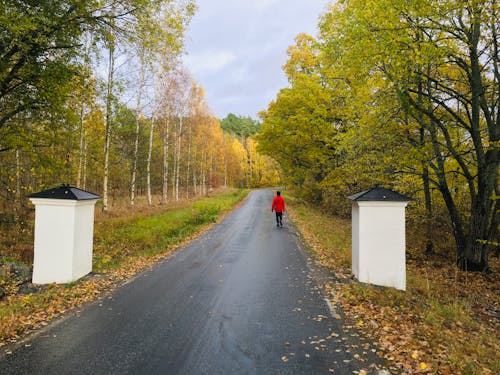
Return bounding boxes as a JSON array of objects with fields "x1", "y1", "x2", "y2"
[
  {"x1": 130, "y1": 0, "x2": 196, "y2": 205},
  {"x1": 220, "y1": 114, "x2": 261, "y2": 138},
  {"x1": 0, "y1": 0, "x2": 148, "y2": 149},
  {"x1": 320, "y1": 0, "x2": 498, "y2": 270},
  {"x1": 258, "y1": 0, "x2": 498, "y2": 271},
  {"x1": 1, "y1": 0, "x2": 278, "y2": 233},
  {"x1": 257, "y1": 34, "x2": 343, "y2": 203}
]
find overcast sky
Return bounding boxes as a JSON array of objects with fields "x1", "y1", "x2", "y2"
[{"x1": 184, "y1": 0, "x2": 330, "y2": 120}]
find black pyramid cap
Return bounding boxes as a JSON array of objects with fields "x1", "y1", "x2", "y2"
[
  {"x1": 29, "y1": 185, "x2": 101, "y2": 200},
  {"x1": 348, "y1": 187, "x2": 411, "y2": 202}
]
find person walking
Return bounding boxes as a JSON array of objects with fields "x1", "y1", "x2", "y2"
[{"x1": 271, "y1": 191, "x2": 285, "y2": 227}]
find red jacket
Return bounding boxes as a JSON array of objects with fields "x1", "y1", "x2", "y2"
[{"x1": 272, "y1": 196, "x2": 285, "y2": 213}]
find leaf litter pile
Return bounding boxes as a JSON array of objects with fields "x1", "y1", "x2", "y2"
[{"x1": 287, "y1": 198, "x2": 499, "y2": 375}]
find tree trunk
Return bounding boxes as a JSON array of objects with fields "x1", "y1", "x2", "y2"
[
  {"x1": 175, "y1": 116, "x2": 183, "y2": 201},
  {"x1": 171, "y1": 118, "x2": 177, "y2": 200},
  {"x1": 192, "y1": 145, "x2": 198, "y2": 195},
  {"x1": 15, "y1": 148, "x2": 21, "y2": 214},
  {"x1": 248, "y1": 143, "x2": 253, "y2": 188},
  {"x1": 162, "y1": 117, "x2": 170, "y2": 204},
  {"x1": 209, "y1": 151, "x2": 213, "y2": 192},
  {"x1": 103, "y1": 42, "x2": 115, "y2": 212},
  {"x1": 82, "y1": 135, "x2": 87, "y2": 190},
  {"x1": 428, "y1": 123, "x2": 467, "y2": 264},
  {"x1": 131, "y1": 52, "x2": 146, "y2": 206},
  {"x1": 147, "y1": 116, "x2": 155, "y2": 206},
  {"x1": 77, "y1": 100, "x2": 85, "y2": 188},
  {"x1": 422, "y1": 163, "x2": 434, "y2": 254},
  {"x1": 224, "y1": 159, "x2": 228, "y2": 188},
  {"x1": 457, "y1": 12, "x2": 498, "y2": 271},
  {"x1": 201, "y1": 151, "x2": 206, "y2": 195},
  {"x1": 223, "y1": 135, "x2": 228, "y2": 188},
  {"x1": 186, "y1": 119, "x2": 191, "y2": 199}
]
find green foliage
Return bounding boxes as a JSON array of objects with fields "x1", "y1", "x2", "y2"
[
  {"x1": 0, "y1": 0, "x2": 130, "y2": 138},
  {"x1": 258, "y1": 0, "x2": 499, "y2": 268},
  {"x1": 257, "y1": 34, "x2": 345, "y2": 204},
  {"x1": 0, "y1": 0, "x2": 199, "y2": 214},
  {"x1": 220, "y1": 113, "x2": 261, "y2": 138}
]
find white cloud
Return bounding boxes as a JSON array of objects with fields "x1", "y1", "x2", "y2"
[
  {"x1": 185, "y1": 50, "x2": 237, "y2": 74},
  {"x1": 253, "y1": 0, "x2": 280, "y2": 11},
  {"x1": 185, "y1": 0, "x2": 331, "y2": 118}
]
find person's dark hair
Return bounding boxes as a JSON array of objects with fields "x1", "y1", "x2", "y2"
[{"x1": 277, "y1": 191, "x2": 281, "y2": 196}]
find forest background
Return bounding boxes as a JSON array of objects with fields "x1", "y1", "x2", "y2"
[{"x1": 0, "y1": 0, "x2": 279, "y2": 235}]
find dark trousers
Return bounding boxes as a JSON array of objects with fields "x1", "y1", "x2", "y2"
[{"x1": 275, "y1": 212, "x2": 283, "y2": 225}]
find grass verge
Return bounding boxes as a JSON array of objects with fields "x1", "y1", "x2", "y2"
[
  {"x1": 0, "y1": 189, "x2": 249, "y2": 349},
  {"x1": 285, "y1": 193, "x2": 499, "y2": 375}
]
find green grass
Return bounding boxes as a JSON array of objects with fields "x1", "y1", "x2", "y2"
[{"x1": 93, "y1": 189, "x2": 249, "y2": 271}]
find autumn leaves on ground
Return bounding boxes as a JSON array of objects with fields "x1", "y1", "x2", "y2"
[{"x1": 287, "y1": 194, "x2": 499, "y2": 375}]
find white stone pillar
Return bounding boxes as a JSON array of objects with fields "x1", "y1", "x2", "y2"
[
  {"x1": 349, "y1": 187, "x2": 410, "y2": 290},
  {"x1": 29, "y1": 186, "x2": 100, "y2": 284}
]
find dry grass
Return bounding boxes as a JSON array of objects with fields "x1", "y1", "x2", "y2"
[{"x1": 285, "y1": 193, "x2": 499, "y2": 374}]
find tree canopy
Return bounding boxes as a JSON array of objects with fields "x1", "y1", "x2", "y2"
[
  {"x1": 220, "y1": 113, "x2": 261, "y2": 138},
  {"x1": 257, "y1": 0, "x2": 499, "y2": 271}
]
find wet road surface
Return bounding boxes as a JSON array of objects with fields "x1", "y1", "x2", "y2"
[{"x1": 0, "y1": 189, "x2": 383, "y2": 374}]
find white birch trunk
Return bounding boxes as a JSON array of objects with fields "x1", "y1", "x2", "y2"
[
  {"x1": 77, "y1": 34, "x2": 91, "y2": 189},
  {"x1": 15, "y1": 149, "x2": 21, "y2": 213},
  {"x1": 162, "y1": 117, "x2": 170, "y2": 203},
  {"x1": 224, "y1": 159, "x2": 228, "y2": 188},
  {"x1": 172, "y1": 119, "x2": 177, "y2": 200},
  {"x1": 103, "y1": 42, "x2": 115, "y2": 212},
  {"x1": 223, "y1": 134, "x2": 227, "y2": 188},
  {"x1": 77, "y1": 102, "x2": 85, "y2": 188},
  {"x1": 175, "y1": 115, "x2": 183, "y2": 201},
  {"x1": 249, "y1": 145, "x2": 253, "y2": 188},
  {"x1": 202, "y1": 151, "x2": 206, "y2": 195},
  {"x1": 131, "y1": 52, "x2": 146, "y2": 206},
  {"x1": 82, "y1": 135, "x2": 87, "y2": 190},
  {"x1": 185, "y1": 120, "x2": 191, "y2": 199},
  {"x1": 209, "y1": 151, "x2": 213, "y2": 192},
  {"x1": 147, "y1": 116, "x2": 155, "y2": 206},
  {"x1": 192, "y1": 145, "x2": 197, "y2": 196}
]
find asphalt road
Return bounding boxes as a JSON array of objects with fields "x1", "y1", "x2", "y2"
[{"x1": 0, "y1": 189, "x2": 383, "y2": 374}]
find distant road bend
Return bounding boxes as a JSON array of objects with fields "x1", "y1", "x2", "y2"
[{"x1": 0, "y1": 189, "x2": 384, "y2": 374}]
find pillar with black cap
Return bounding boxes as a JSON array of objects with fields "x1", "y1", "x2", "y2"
[
  {"x1": 348, "y1": 187, "x2": 411, "y2": 290},
  {"x1": 29, "y1": 185, "x2": 100, "y2": 284}
]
